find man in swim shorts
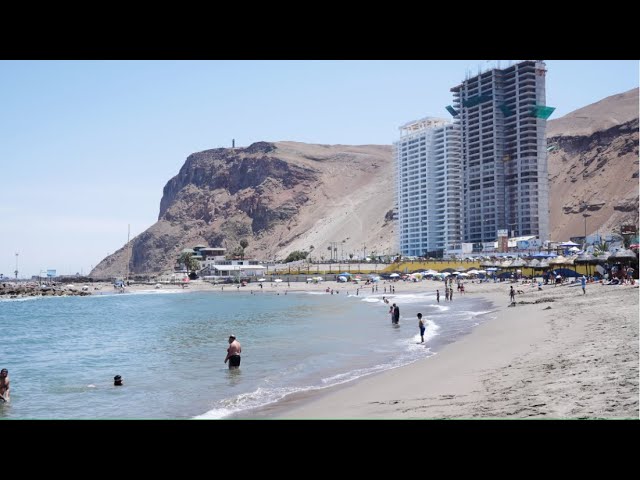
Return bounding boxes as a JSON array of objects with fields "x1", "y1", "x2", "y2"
[{"x1": 224, "y1": 335, "x2": 242, "y2": 369}]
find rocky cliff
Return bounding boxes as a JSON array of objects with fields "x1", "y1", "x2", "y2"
[
  {"x1": 547, "y1": 88, "x2": 639, "y2": 241},
  {"x1": 91, "y1": 142, "x2": 393, "y2": 276}
]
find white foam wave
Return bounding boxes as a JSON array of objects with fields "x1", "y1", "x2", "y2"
[
  {"x1": 361, "y1": 297, "x2": 382, "y2": 303},
  {"x1": 129, "y1": 289, "x2": 188, "y2": 295},
  {"x1": 194, "y1": 339, "x2": 439, "y2": 419}
]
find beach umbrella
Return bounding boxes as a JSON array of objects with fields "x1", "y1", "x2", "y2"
[
  {"x1": 258, "y1": 278, "x2": 267, "y2": 282},
  {"x1": 390, "y1": 273, "x2": 400, "y2": 277},
  {"x1": 559, "y1": 241, "x2": 580, "y2": 247},
  {"x1": 607, "y1": 249, "x2": 639, "y2": 269},
  {"x1": 630, "y1": 244, "x2": 640, "y2": 250},
  {"x1": 549, "y1": 255, "x2": 567, "y2": 265},
  {"x1": 274, "y1": 279, "x2": 283, "y2": 283},
  {"x1": 527, "y1": 259, "x2": 541, "y2": 269},
  {"x1": 575, "y1": 253, "x2": 596, "y2": 276}
]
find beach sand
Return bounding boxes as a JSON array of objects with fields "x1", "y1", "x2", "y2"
[{"x1": 266, "y1": 280, "x2": 639, "y2": 419}]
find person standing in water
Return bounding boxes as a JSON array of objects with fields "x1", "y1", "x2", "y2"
[
  {"x1": 417, "y1": 313, "x2": 425, "y2": 343},
  {"x1": 436, "y1": 289, "x2": 440, "y2": 303},
  {"x1": 224, "y1": 335, "x2": 242, "y2": 369},
  {"x1": 0, "y1": 368, "x2": 10, "y2": 403}
]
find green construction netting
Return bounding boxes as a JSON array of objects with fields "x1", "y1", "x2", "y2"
[
  {"x1": 531, "y1": 105, "x2": 556, "y2": 119},
  {"x1": 499, "y1": 103, "x2": 514, "y2": 117},
  {"x1": 446, "y1": 105, "x2": 459, "y2": 116}
]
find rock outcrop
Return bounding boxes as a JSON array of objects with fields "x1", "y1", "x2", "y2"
[
  {"x1": 91, "y1": 142, "x2": 393, "y2": 276},
  {"x1": 547, "y1": 88, "x2": 639, "y2": 241}
]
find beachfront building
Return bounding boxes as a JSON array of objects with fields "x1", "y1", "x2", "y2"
[
  {"x1": 449, "y1": 60, "x2": 552, "y2": 246},
  {"x1": 395, "y1": 117, "x2": 462, "y2": 257},
  {"x1": 181, "y1": 245, "x2": 267, "y2": 280}
]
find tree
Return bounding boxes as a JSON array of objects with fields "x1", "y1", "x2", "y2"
[
  {"x1": 327, "y1": 245, "x2": 332, "y2": 261},
  {"x1": 284, "y1": 250, "x2": 308, "y2": 263},
  {"x1": 349, "y1": 253, "x2": 354, "y2": 261},
  {"x1": 593, "y1": 240, "x2": 610, "y2": 257},
  {"x1": 239, "y1": 239, "x2": 249, "y2": 260},
  {"x1": 178, "y1": 252, "x2": 200, "y2": 275}
]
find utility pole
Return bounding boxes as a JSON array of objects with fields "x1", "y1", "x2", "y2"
[
  {"x1": 583, "y1": 213, "x2": 590, "y2": 250},
  {"x1": 125, "y1": 224, "x2": 131, "y2": 283}
]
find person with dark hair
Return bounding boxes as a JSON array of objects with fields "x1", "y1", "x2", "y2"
[
  {"x1": 114, "y1": 375, "x2": 123, "y2": 386},
  {"x1": 0, "y1": 368, "x2": 10, "y2": 403},
  {"x1": 417, "y1": 313, "x2": 425, "y2": 343},
  {"x1": 224, "y1": 335, "x2": 242, "y2": 369},
  {"x1": 393, "y1": 304, "x2": 400, "y2": 324}
]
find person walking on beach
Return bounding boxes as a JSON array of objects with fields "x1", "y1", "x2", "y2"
[
  {"x1": 389, "y1": 304, "x2": 395, "y2": 323},
  {"x1": 0, "y1": 368, "x2": 10, "y2": 403},
  {"x1": 509, "y1": 286, "x2": 516, "y2": 303},
  {"x1": 224, "y1": 335, "x2": 242, "y2": 369},
  {"x1": 436, "y1": 289, "x2": 440, "y2": 303},
  {"x1": 417, "y1": 313, "x2": 425, "y2": 343},
  {"x1": 581, "y1": 275, "x2": 586, "y2": 295},
  {"x1": 449, "y1": 287, "x2": 453, "y2": 301}
]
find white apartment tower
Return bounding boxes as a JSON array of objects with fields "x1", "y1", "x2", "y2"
[
  {"x1": 450, "y1": 60, "x2": 552, "y2": 245},
  {"x1": 395, "y1": 117, "x2": 462, "y2": 257}
]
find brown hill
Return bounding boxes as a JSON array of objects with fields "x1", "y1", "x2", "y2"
[
  {"x1": 91, "y1": 142, "x2": 394, "y2": 277},
  {"x1": 547, "y1": 88, "x2": 639, "y2": 241}
]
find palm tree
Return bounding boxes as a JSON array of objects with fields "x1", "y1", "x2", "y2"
[
  {"x1": 327, "y1": 246, "x2": 332, "y2": 261},
  {"x1": 594, "y1": 240, "x2": 609, "y2": 257},
  {"x1": 178, "y1": 252, "x2": 200, "y2": 276},
  {"x1": 239, "y1": 239, "x2": 249, "y2": 260}
]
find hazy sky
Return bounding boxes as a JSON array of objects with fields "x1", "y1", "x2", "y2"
[{"x1": 1, "y1": 60, "x2": 638, "y2": 278}]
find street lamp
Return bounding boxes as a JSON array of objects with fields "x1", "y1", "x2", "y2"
[{"x1": 583, "y1": 213, "x2": 591, "y2": 249}]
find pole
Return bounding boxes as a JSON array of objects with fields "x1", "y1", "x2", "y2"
[{"x1": 126, "y1": 224, "x2": 131, "y2": 283}]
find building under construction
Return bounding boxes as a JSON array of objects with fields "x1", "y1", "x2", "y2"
[{"x1": 449, "y1": 60, "x2": 553, "y2": 245}]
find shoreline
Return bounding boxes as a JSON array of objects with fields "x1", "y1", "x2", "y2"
[{"x1": 261, "y1": 281, "x2": 639, "y2": 419}]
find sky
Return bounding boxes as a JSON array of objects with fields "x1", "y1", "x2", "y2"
[{"x1": 0, "y1": 60, "x2": 638, "y2": 278}]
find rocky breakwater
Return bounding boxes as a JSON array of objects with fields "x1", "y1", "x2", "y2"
[{"x1": 0, "y1": 282, "x2": 92, "y2": 299}]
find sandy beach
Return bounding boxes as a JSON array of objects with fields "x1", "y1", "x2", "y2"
[{"x1": 262, "y1": 279, "x2": 639, "y2": 419}]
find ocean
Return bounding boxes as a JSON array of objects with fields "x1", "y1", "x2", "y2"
[{"x1": 0, "y1": 286, "x2": 495, "y2": 419}]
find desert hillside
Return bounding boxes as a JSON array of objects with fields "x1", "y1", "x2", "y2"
[
  {"x1": 92, "y1": 142, "x2": 394, "y2": 276},
  {"x1": 547, "y1": 88, "x2": 639, "y2": 241}
]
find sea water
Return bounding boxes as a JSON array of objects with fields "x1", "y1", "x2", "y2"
[{"x1": 0, "y1": 286, "x2": 495, "y2": 419}]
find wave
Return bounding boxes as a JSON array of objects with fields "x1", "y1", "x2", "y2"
[{"x1": 193, "y1": 336, "x2": 439, "y2": 420}]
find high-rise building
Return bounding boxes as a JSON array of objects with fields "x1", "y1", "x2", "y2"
[
  {"x1": 395, "y1": 117, "x2": 461, "y2": 257},
  {"x1": 450, "y1": 60, "x2": 551, "y2": 245}
]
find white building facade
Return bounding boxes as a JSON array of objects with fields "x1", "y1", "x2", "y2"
[{"x1": 395, "y1": 117, "x2": 462, "y2": 257}]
